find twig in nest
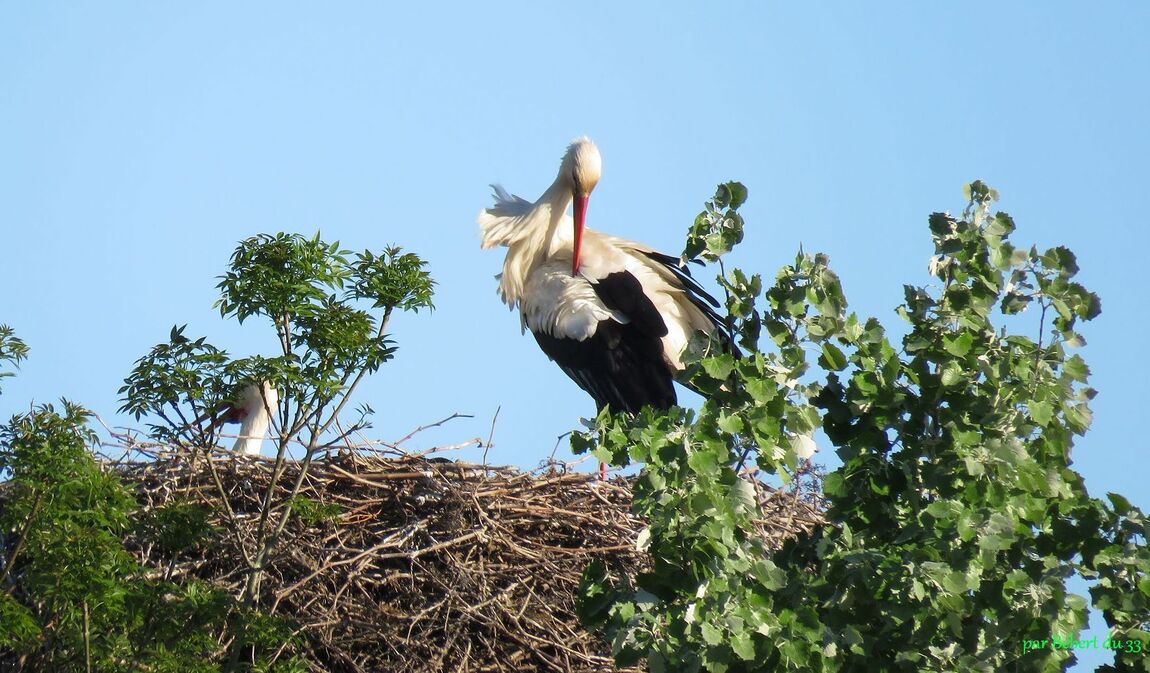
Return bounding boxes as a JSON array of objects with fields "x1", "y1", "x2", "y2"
[
  {"x1": 481, "y1": 406, "x2": 500, "y2": 468},
  {"x1": 393, "y1": 412, "x2": 474, "y2": 448}
]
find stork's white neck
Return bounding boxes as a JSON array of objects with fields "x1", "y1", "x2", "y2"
[
  {"x1": 538, "y1": 180, "x2": 576, "y2": 255},
  {"x1": 232, "y1": 383, "x2": 277, "y2": 456}
]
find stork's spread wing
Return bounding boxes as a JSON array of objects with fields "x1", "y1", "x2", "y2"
[
  {"x1": 477, "y1": 185, "x2": 538, "y2": 250},
  {"x1": 486, "y1": 185, "x2": 533, "y2": 216}
]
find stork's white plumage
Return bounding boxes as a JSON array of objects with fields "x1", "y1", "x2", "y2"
[
  {"x1": 222, "y1": 382, "x2": 279, "y2": 456},
  {"x1": 478, "y1": 137, "x2": 730, "y2": 417}
]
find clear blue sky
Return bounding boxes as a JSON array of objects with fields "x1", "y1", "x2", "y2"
[{"x1": 2, "y1": 4, "x2": 1146, "y2": 667}]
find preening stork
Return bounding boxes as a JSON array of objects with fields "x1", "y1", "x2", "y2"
[
  {"x1": 478, "y1": 137, "x2": 730, "y2": 426},
  {"x1": 218, "y1": 382, "x2": 279, "y2": 456}
]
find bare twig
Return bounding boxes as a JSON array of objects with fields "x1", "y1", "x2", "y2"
[
  {"x1": 549, "y1": 431, "x2": 572, "y2": 463},
  {"x1": 394, "y1": 412, "x2": 476, "y2": 448},
  {"x1": 83, "y1": 600, "x2": 92, "y2": 673},
  {"x1": 482, "y1": 406, "x2": 500, "y2": 468}
]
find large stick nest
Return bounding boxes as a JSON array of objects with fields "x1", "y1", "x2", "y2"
[{"x1": 111, "y1": 448, "x2": 825, "y2": 672}]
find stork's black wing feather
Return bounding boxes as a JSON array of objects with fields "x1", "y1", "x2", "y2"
[
  {"x1": 533, "y1": 320, "x2": 676, "y2": 414},
  {"x1": 640, "y1": 250, "x2": 738, "y2": 354},
  {"x1": 640, "y1": 251, "x2": 720, "y2": 305},
  {"x1": 531, "y1": 270, "x2": 676, "y2": 414},
  {"x1": 590, "y1": 271, "x2": 669, "y2": 339}
]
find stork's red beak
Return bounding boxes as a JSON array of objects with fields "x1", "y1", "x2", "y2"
[{"x1": 572, "y1": 194, "x2": 588, "y2": 275}]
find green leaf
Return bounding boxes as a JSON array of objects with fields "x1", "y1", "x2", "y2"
[
  {"x1": 1001, "y1": 290, "x2": 1032, "y2": 314},
  {"x1": 731, "y1": 632, "x2": 756, "y2": 661},
  {"x1": 963, "y1": 456, "x2": 985, "y2": 477},
  {"x1": 1042, "y1": 246, "x2": 1080, "y2": 276},
  {"x1": 943, "y1": 332, "x2": 974, "y2": 357},
  {"x1": 717, "y1": 413, "x2": 744, "y2": 435},
  {"x1": 1064, "y1": 355, "x2": 1090, "y2": 382},
  {"x1": 683, "y1": 182, "x2": 748, "y2": 262},
  {"x1": 744, "y1": 378, "x2": 777, "y2": 404},
  {"x1": 1029, "y1": 401, "x2": 1054, "y2": 426},
  {"x1": 636, "y1": 526, "x2": 652, "y2": 551},
  {"x1": 688, "y1": 447, "x2": 721, "y2": 478},
  {"x1": 941, "y1": 362, "x2": 964, "y2": 387},
  {"x1": 926, "y1": 500, "x2": 959, "y2": 519},
  {"x1": 1107, "y1": 493, "x2": 1131, "y2": 514},
  {"x1": 823, "y1": 472, "x2": 845, "y2": 497},
  {"x1": 990, "y1": 241, "x2": 1016, "y2": 271},
  {"x1": 721, "y1": 181, "x2": 749, "y2": 209},
  {"x1": 728, "y1": 479, "x2": 757, "y2": 515},
  {"x1": 986, "y1": 212, "x2": 1015, "y2": 238},
  {"x1": 929, "y1": 212, "x2": 954, "y2": 237},
  {"x1": 819, "y1": 343, "x2": 848, "y2": 371},
  {"x1": 788, "y1": 405, "x2": 821, "y2": 434},
  {"x1": 1063, "y1": 401, "x2": 1093, "y2": 433},
  {"x1": 943, "y1": 570, "x2": 971, "y2": 595},
  {"x1": 701, "y1": 353, "x2": 737, "y2": 381},
  {"x1": 753, "y1": 560, "x2": 787, "y2": 591},
  {"x1": 701, "y1": 622, "x2": 723, "y2": 646}
]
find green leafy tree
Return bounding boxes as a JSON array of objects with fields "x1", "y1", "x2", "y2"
[
  {"x1": 3, "y1": 232, "x2": 434, "y2": 671},
  {"x1": 117, "y1": 324, "x2": 234, "y2": 448},
  {"x1": 120, "y1": 233, "x2": 433, "y2": 630},
  {"x1": 0, "y1": 401, "x2": 302, "y2": 671},
  {"x1": 121, "y1": 234, "x2": 434, "y2": 453},
  {"x1": 578, "y1": 182, "x2": 1149, "y2": 672},
  {"x1": 0, "y1": 325, "x2": 29, "y2": 395}
]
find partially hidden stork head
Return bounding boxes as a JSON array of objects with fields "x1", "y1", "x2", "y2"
[
  {"x1": 221, "y1": 381, "x2": 279, "y2": 424},
  {"x1": 241, "y1": 381, "x2": 278, "y2": 415},
  {"x1": 559, "y1": 137, "x2": 602, "y2": 276}
]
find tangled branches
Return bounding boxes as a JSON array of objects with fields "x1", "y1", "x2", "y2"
[{"x1": 110, "y1": 450, "x2": 823, "y2": 672}]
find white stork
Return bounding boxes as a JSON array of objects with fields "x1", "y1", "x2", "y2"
[
  {"x1": 217, "y1": 382, "x2": 279, "y2": 456},
  {"x1": 478, "y1": 137, "x2": 731, "y2": 423}
]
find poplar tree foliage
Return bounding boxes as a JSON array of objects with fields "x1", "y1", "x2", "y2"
[
  {"x1": 1, "y1": 233, "x2": 433, "y2": 671},
  {"x1": 577, "y1": 182, "x2": 1150, "y2": 672}
]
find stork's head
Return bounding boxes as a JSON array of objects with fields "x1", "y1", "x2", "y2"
[
  {"x1": 560, "y1": 137, "x2": 601, "y2": 197},
  {"x1": 560, "y1": 137, "x2": 602, "y2": 275},
  {"x1": 226, "y1": 381, "x2": 278, "y2": 422}
]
